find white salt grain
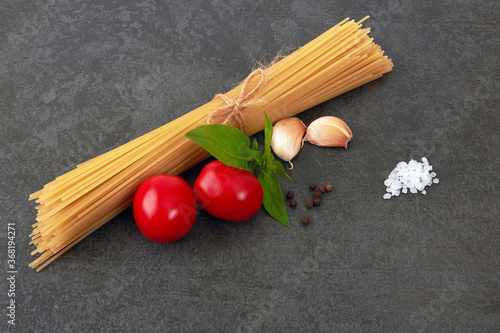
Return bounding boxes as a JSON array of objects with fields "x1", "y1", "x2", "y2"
[{"x1": 382, "y1": 157, "x2": 439, "y2": 199}]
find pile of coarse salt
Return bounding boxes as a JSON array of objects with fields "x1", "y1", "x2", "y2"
[{"x1": 383, "y1": 157, "x2": 439, "y2": 199}]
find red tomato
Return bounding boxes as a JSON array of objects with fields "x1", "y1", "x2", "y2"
[
  {"x1": 133, "y1": 175, "x2": 196, "y2": 243},
  {"x1": 194, "y1": 161, "x2": 263, "y2": 222}
]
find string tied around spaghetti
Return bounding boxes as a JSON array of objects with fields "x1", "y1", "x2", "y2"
[{"x1": 207, "y1": 68, "x2": 267, "y2": 132}]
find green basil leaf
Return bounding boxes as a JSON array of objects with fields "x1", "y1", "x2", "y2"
[
  {"x1": 248, "y1": 138, "x2": 262, "y2": 171},
  {"x1": 248, "y1": 147, "x2": 263, "y2": 170},
  {"x1": 258, "y1": 170, "x2": 290, "y2": 227},
  {"x1": 272, "y1": 160, "x2": 292, "y2": 180},
  {"x1": 252, "y1": 138, "x2": 259, "y2": 151},
  {"x1": 263, "y1": 112, "x2": 273, "y2": 161},
  {"x1": 186, "y1": 124, "x2": 251, "y2": 171},
  {"x1": 249, "y1": 158, "x2": 258, "y2": 172}
]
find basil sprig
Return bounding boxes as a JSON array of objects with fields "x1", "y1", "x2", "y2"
[{"x1": 186, "y1": 113, "x2": 291, "y2": 226}]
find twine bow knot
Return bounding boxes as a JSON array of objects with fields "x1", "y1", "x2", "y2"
[{"x1": 207, "y1": 68, "x2": 266, "y2": 132}]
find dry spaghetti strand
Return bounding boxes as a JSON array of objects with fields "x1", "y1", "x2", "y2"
[{"x1": 29, "y1": 17, "x2": 393, "y2": 271}]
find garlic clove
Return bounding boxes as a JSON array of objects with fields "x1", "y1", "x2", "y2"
[
  {"x1": 271, "y1": 117, "x2": 307, "y2": 169},
  {"x1": 304, "y1": 116, "x2": 353, "y2": 148}
]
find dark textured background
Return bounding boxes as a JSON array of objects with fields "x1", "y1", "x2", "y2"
[{"x1": 1, "y1": 1, "x2": 499, "y2": 332}]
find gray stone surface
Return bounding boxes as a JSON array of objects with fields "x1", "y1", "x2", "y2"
[{"x1": 1, "y1": 1, "x2": 499, "y2": 332}]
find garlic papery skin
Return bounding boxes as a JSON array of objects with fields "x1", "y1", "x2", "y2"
[
  {"x1": 304, "y1": 116, "x2": 353, "y2": 148},
  {"x1": 271, "y1": 117, "x2": 307, "y2": 169}
]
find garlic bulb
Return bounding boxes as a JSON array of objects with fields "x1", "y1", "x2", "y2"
[
  {"x1": 304, "y1": 116, "x2": 352, "y2": 148},
  {"x1": 271, "y1": 117, "x2": 307, "y2": 169}
]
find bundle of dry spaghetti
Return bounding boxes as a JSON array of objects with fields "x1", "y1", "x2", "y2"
[{"x1": 29, "y1": 16, "x2": 393, "y2": 271}]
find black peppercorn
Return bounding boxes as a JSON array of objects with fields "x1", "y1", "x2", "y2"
[
  {"x1": 289, "y1": 199, "x2": 297, "y2": 208},
  {"x1": 319, "y1": 186, "x2": 326, "y2": 193},
  {"x1": 306, "y1": 199, "x2": 314, "y2": 208},
  {"x1": 313, "y1": 190, "x2": 322, "y2": 198},
  {"x1": 301, "y1": 216, "x2": 310, "y2": 224},
  {"x1": 309, "y1": 182, "x2": 317, "y2": 190},
  {"x1": 286, "y1": 191, "x2": 295, "y2": 200},
  {"x1": 313, "y1": 197, "x2": 321, "y2": 206}
]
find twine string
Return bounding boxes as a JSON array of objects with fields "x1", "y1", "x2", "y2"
[{"x1": 207, "y1": 68, "x2": 267, "y2": 132}]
